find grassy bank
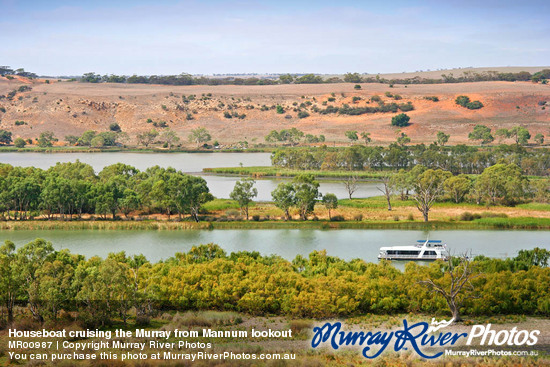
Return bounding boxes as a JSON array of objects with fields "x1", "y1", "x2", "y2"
[
  {"x1": 2, "y1": 216, "x2": 549, "y2": 231},
  {"x1": 203, "y1": 166, "x2": 387, "y2": 179}
]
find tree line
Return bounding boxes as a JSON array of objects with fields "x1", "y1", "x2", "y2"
[
  {"x1": 270, "y1": 144, "x2": 550, "y2": 176},
  {"x1": 0, "y1": 240, "x2": 548, "y2": 326},
  {"x1": 77, "y1": 69, "x2": 550, "y2": 86},
  {"x1": 0, "y1": 162, "x2": 213, "y2": 221}
]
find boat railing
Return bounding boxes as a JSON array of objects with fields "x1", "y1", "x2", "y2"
[{"x1": 379, "y1": 254, "x2": 442, "y2": 259}]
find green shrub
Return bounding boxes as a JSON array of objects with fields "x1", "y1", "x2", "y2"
[
  {"x1": 455, "y1": 95, "x2": 471, "y2": 107},
  {"x1": 391, "y1": 113, "x2": 410, "y2": 127},
  {"x1": 466, "y1": 100, "x2": 484, "y2": 109}
]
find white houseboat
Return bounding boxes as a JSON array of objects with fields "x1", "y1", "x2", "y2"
[{"x1": 378, "y1": 240, "x2": 449, "y2": 261}]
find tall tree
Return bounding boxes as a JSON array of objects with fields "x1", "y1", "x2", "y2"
[
  {"x1": 436, "y1": 131, "x2": 450, "y2": 146},
  {"x1": 321, "y1": 193, "x2": 338, "y2": 219},
  {"x1": 160, "y1": 130, "x2": 180, "y2": 149},
  {"x1": 0, "y1": 241, "x2": 23, "y2": 322},
  {"x1": 342, "y1": 176, "x2": 358, "y2": 200},
  {"x1": 360, "y1": 132, "x2": 372, "y2": 145},
  {"x1": 413, "y1": 168, "x2": 451, "y2": 222},
  {"x1": 345, "y1": 130, "x2": 358, "y2": 143},
  {"x1": 509, "y1": 126, "x2": 531, "y2": 145},
  {"x1": 188, "y1": 127, "x2": 211, "y2": 147},
  {"x1": 292, "y1": 174, "x2": 320, "y2": 220},
  {"x1": 137, "y1": 129, "x2": 159, "y2": 148},
  {"x1": 377, "y1": 174, "x2": 393, "y2": 211},
  {"x1": 468, "y1": 125, "x2": 494, "y2": 145},
  {"x1": 230, "y1": 178, "x2": 258, "y2": 220},
  {"x1": 444, "y1": 175, "x2": 471, "y2": 203},
  {"x1": 271, "y1": 183, "x2": 295, "y2": 220}
]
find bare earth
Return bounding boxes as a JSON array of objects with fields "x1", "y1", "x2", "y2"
[{"x1": 1, "y1": 75, "x2": 549, "y2": 146}]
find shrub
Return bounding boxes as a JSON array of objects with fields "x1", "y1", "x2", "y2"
[
  {"x1": 153, "y1": 121, "x2": 168, "y2": 128},
  {"x1": 297, "y1": 111, "x2": 310, "y2": 119},
  {"x1": 371, "y1": 95, "x2": 381, "y2": 102},
  {"x1": 455, "y1": 95, "x2": 471, "y2": 107},
  {"x1": 330, "y1": 215, "x2": 345, "y2": 222},
  {"x1": 459, "y1": 212, "x2": 481, "y2": 221},
  {"x1": 407, "y1": 213, "x2": 414, "y2": 221},
  {"x1": 327, "y1": 97, "x2": 336, "y2": 102},
  {"x1": 276, "y1": 105, "x2": 284, "y2": 114},
  {"x1": 424, "y1": 96, "x2": 439, "y2": 102},
  {"x1": 385, "y1": 92, "x2": 393, "y2": 98},
  {"x1": 354, "y1": 84, "x2": 361, "y2": 89},
  {"x1": 109, "y1": 123, "x2": 121, "y2": 132},
  {"x1": 14, "y1": 120, "x2": 27, "y2": 126},
  {"x1": 466, "y1": 100, "x2": 484, "y2": 110},
  {"x1": 252, "y1": 215, "x2": 260, "y2": 221},
  {"x1": 223, "y1": 111, "x2": 232, "y2": 119},
  {"x1": 393, "y1": 215, "x2": 400, "y2": 221},
  {"x1": 398, "y1": 102, "x2": 414, "y2": 112},
  {"x1": 391, "y1": 113, "x2": 410, "y2": 127},
  {"x1": 14, "y1": 137, "x2": 26, "y2": 148}
]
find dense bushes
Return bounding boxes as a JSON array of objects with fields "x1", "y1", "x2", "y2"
[
  {"x1": 455, "y1": 95, "x2": 484, "y2": 109},
  {"x1": 1, "y1": 241, "x2": 548, "y2": 326}
]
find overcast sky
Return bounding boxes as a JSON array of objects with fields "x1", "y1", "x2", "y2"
[{"x1": 1, "y1": 0, "x2": 549, "y2": 76}]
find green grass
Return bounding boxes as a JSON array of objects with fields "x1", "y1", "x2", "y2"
[
  {"x1": 472, "y1": 216, "x2": 550, "y2": 229},
  {"x1": 517, "y1": 202, "x2": 550, "y2": 211},
  {"x1": 339, "y1": 196, "x2": 415, "y2": 208},
  {"x1": 203, "y1": 166, "x2": 389, "y2": 179}
]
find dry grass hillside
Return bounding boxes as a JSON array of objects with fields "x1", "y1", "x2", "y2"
[{"x1": 0, "y1": 75, "x2": 549, "y2": 147}]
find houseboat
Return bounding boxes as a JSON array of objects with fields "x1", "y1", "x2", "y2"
[{"x1": 378, "y1": 240, "x2": 449, "y2": 261}]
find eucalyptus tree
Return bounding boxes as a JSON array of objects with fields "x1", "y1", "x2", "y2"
[
  {"x1": 321, "y1": 193, "x2": 338, "y2": 219},
  {"x1": 230, "y1": 178, "x2": 258, "y2": 220},
  {"x1": 292, "y1": 174, "x2": 320, "y2": 220},
  {"x1": 413, "y1": 168, "x2": 451, "y2": 222},
  {"x1": 271, "y1": 183, "x2": 296, "y2": 220}
]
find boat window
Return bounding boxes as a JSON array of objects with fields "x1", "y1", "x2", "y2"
[{"x1": 425, "y1": 251, "x2": 436, "y2": 256}]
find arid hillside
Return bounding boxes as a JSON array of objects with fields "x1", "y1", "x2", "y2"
[{"x1": 0, "y1": 76, "x2": 549, "y2": 147}]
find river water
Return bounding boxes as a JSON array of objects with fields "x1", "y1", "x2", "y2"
[
  {"x1": 2, "y1": 229, "x2": 547, "y2": 264},
  {"x1": 1, "y1": 152, "x2": 547, "y2": 265},
  {"x1": 0, "y1": 152, "x2": 381, "y2": 200}
]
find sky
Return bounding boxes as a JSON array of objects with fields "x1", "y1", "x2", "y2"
[{"x1": 1, "y1": 0, "x2": 549, "y2": 76}]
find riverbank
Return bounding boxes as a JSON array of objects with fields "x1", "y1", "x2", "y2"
[
  {"x1": 2, "y1": 216, "x2": 550, "y2": 230},
  {"x1": 2, "y1": 196, "x2": 549, "y2": 230}
]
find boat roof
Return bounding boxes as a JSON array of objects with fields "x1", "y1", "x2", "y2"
[{"x1": 379, "y1": 245, "x2": 441, "y2": 251}]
